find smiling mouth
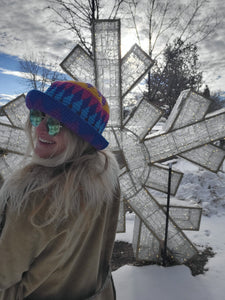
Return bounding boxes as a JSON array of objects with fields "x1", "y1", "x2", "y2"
[{"x1": 39, "y1": 137, "x2": 55, "y2": 144}]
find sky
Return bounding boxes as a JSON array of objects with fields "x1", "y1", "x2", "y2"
[{"x1": 0, "y1": 0, "x2": 225, "y2": 103}]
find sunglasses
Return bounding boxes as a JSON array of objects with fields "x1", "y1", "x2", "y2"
[{"x1": 30, "y1": 109, "x2": 62, "y2": 136}]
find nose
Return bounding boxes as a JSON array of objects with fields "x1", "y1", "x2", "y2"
[{"x1": 36, "y1": 118, "x2": 48, "y2": 135}]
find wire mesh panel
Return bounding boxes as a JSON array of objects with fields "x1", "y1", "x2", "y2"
[
  {"x1": 164, "y1": 89, "x2": 212, "y2": 132},
  {"x1": 105, "y1": 126, "x2": 151, "y2": 201},
  {"x1": 145, "y1": 164, "x2": 183, "y2": 195},
  {"x1": 103, "y1": 127, "x2": 122, "y2": 151},
  {"x1": 120, "y1": 129, "x2": 150, "y2": 197},
  {"x1": 0, "y1": 94, "x2": 28, "y2": 180},
  {"x1": 133, "y1": 216, "x2": 162, "y2": 262},
  {"x1": 120, "y1": 172, "x2": 139, "y2": 200},
  {"x1": 93, "y1": 20, "x2": 122, "y2": 127},
  {"x1": 132, "y1": 198, "x2": 202, "y2": 262},
  {"x1": 124, "y1": 99, "x2": 162, "y2": 140},
  {"x1": 156, "y1": 197, "x2": 202, "y2": 231},
  {"x1": 145, "y1": 110, "x2": 225, "y2": 163},
  {"x1": 145, "y1": 132, "x2": 177, "y2": 163},
  {"x1": 164, "y1": 206, "x2": 202, "y2": 231},
  {"x1": 180, "y1": 144, "x2": 225, "y2": 172},
  {"x1": 0, "y1": 153, "x2": 26, "y2": 180},
  {"x1": 128, "y1": 188, "x2": 198, "y2": 264},
  {"x1": 60, "y1": 45, "x2": 95, "y2": 84},
  {"x1": 162, "y1": 91, "x2": 225, "y2": 172},
  {"x1": 0, "y1": 124, "x2": 27, "y2": 154},
  {"x1": 121, "y1": 44, "x2": 154, "y2": 98},
  {"x1": 1, "y1": 94, "x2": 27, "y2": 128},
  {"x1": 58, "y1": 20, "x2": 224, "y2": 262},
  {"x1": 206, "y1": 110, "x2": 225, "y2": 140},
  {"x1": 117, "y1": 199, "x2": 126, "y2": 233}
]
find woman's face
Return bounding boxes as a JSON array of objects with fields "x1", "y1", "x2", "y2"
[{"x1": 34, "y1": 118, "x2": 67, "y2": 159}]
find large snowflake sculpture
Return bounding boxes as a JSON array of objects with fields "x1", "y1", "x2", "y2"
[{"x1": 1, "y1": 20, "x2": 225, "y2": 264}]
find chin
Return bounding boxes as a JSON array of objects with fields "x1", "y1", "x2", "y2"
[{"x1": 34, "y1": 149, "x2": 54, "y2": 159}]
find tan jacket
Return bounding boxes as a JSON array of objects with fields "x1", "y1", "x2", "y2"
[{"x1": 0, "y1": 185, "x2": 120, "y2": 300}]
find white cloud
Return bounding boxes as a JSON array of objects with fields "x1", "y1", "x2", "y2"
[
  {"x1": 0, "y1": 67, "x2": 30, "y2": 79},
  {"x1": 0, "y1": 0, "x2": 74, "y2": 61},
  {"x1": 0, "y1": 0, "x2": 225, "y2": 91},
  {"x1": 0, "y1": 67, "x2": 53, "y2": 85},
  {"x1": 0, "y1": 93, "x2": 19, "y2": 105}
]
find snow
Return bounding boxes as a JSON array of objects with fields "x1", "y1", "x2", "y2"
[{"x1": 113, "y1": 158, "x2": 225, "y2": 300}]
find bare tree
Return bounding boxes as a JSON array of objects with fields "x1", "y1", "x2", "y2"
[
  {"x1": 48, "y1": 0, "x2": 131, "y2": 56},
  {"x1": 128, "y1": 0, "x2": 219, "y2": 104},
  {"x1": 47, "y1": 0, "x2": 220, "y2": 111},
  {"x1": 19, "y1": 53, "x2": 67, "y2": 92},
  {"x1": 133, "y1": 0, "x2": 219, "y2": 59}
]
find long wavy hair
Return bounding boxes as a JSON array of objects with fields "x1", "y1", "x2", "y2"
[{"x1": 0, "y1": 118, "x2": 119, "y2": 227}]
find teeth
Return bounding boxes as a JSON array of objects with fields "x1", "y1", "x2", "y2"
[{"x1": 39, "y1": 137, "x2": 54, "y2": 144}]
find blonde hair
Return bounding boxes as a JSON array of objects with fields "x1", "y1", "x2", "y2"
[{"x1": 0, "y1": 118, "x2": 119, "y2": 227}]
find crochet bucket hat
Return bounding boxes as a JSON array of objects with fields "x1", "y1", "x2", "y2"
[{"x1": 25, "y1": 81, "x2": 109, "y2": 150}]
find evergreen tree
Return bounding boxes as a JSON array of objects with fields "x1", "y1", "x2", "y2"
[{"x1": 145, "y1": 39, "x2": 202, "y2": 115}]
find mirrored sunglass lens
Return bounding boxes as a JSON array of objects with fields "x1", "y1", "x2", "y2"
[
  {"x1": 30, "y1": 110, "x2": 44, "y2": 127},
  {"x1": 47, "y1": 117, "x2": 61, "y2": 136}
]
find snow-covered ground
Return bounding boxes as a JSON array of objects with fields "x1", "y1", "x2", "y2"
[{"x1": 113, "y1": 158, "x2": 225, "y2": 300}]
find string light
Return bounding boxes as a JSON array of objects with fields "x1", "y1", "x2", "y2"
[{"x1": 1, "y1": 20, "x2": 225, "y2": 265}]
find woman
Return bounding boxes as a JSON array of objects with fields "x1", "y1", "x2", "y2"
[{"x1": 0, "y1": 81, "x2": 120, "y2": 300}]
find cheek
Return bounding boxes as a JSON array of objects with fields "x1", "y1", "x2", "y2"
[{"x1": 54, "y1": 132, "x2": 68, "y2": 154}]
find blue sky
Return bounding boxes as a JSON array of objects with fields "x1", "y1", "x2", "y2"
[
  {"x1": 0, "y1": 52, "x2": 69, "y2": 104},
  {"x1": 0, "y1": 53, "x2": 27, "y2": 99},
  {"x1": 0, "y1": 0, "x2": 225, "y2": 105}
]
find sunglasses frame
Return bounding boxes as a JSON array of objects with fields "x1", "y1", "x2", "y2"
[{"x1": 30, "y1": 109, "x2": 63, "y2": 136}]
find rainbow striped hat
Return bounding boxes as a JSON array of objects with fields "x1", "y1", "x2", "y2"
[{"x1": 25, "y1": 81, "x2": 109, "y2": 150}]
